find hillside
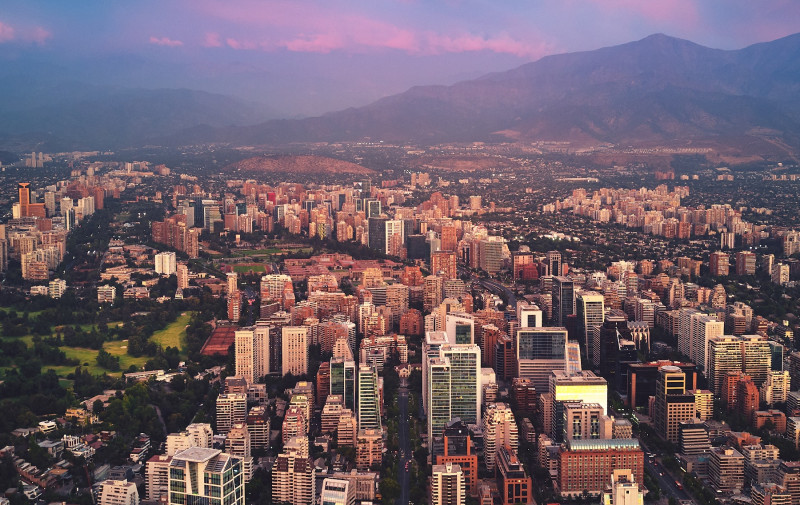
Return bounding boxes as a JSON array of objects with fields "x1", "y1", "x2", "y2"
[{"x1": 225, "y1": 155, "x2": 376, "y2": 175}]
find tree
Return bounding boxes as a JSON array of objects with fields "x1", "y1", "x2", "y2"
[{"x1": 379, "y1": 477, "x2": 401, "y2": 503}]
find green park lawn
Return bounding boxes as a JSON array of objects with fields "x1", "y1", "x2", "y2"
[{"x1": 150, "y1": 312, "x2": 191, "y2": 355}]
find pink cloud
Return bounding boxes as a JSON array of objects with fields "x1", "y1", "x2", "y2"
[
  {"x1": 0, "y1": 21, "x2": 16, "y2": 42},
  {"x1": 0, "y1": 20, "x2": 51, "y2": 44},
  {"x1": 426, "y1": 33, "x2": 552, "y2": 58},
  {"x1": 203, "y1": 32, "x2": 222, "y2": 47},
  {"x1": 149, "y1": 36, "x2": 183, "y2": 47},
  {"x1": 225, "y1": 37, "x2": 257, "y2": 50}
]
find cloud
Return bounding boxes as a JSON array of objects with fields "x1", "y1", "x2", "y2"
[
  {"x1": 0, "y1": 20, "x2": 51, "y2": 44},
  {"x1": 149, "y1": 36, "x2": 183, "y2": 47},
  {"x1": 203, "y1": 32, "x2": 222, "y2": 47},
  {"x1": 0, "y1": 21, "x2": 16, "y2": 42}
]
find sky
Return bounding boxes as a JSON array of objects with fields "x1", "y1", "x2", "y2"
[{"x1": 2, "y1": 0, "x2": 800, "y2": 118}]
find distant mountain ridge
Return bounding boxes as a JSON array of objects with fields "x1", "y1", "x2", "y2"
[{"x1": 164, "y1": 33, "x2": 800, "y2": 153}]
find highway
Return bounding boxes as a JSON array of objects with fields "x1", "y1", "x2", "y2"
[{"x1": 397, "y1": 377, "x2": 411, "y2": 505}]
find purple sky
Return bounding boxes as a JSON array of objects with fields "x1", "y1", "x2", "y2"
[{"x1": 2, "y1": 0, "x2": 800, "y2": 117}]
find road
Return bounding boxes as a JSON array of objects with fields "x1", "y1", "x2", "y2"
[
  {"x1": 397, "y1": 378, "x2": 411, "y2": 505},
  {"x1": 458, "y1": 266, "x2": 518, "y2": 309},
  {"x1": 645, "y1": 458, "x2": 693, "y2": 503}
]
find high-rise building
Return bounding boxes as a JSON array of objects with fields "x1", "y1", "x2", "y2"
[
  {"x1": 483, "y1": 403, "x2": 519, "y2": 472},
  {"x1": 431, "y1": 462, "x2": 466, "y2": 505},
  {"x1": 234, "y1": 327, "x2": 270, "y2": 383},
  {"x1": 751, "y1": 483, "x2": 792, "y2": 505},
  {"x1": 445, "y1": 313, "x2": 474, "y2": 344},
  {"x1": 709, "y1": 447, "x2": 745, "y2": 493},
  {"x1": 558, "y1": 439, "x2": 644, "y2": 498},
  {"x1": 272, "y1": 444, "x2": 315, "y2": 505},
  {"x1": 145, "y1": 455, "x2": 172, "y2": 501},
  {"x1": 436, "y1": 419, "x2": 479, "y2": 496},
  {"x1": 516, "y1": 327, "x2": 567, "y2": 393},
  {"x1": 710, "y1": 251, "x2": 730, "y2": 277},
  {"x1": 678, "y1": 419, "x2": 710, "y2": 456},
  {"x1": 552, "y1": 276, "x2": 575, "y2": 326},
  {"x1": 601, "y1": 469, "x2": 644, "y2": 505},
  {"x1": 496, "y1": 445, "x2": 533, "y2": 505},
  {"x1": 562, "y1": 402, "x2": 611, "y2": 441},
  {"x1": 577, "y1": 292, "x2": 605, "y2": 367},
  {"x1": 708, "y1": 336, "x2": 746, "y2": 394},
  {"x1": 546, "y1": 250, "x2": 562, "y2": 277},
  {"x1": 654, "y1": 366, "x2": 696, "y2": 444},
  {"x1": 246, "y1": 406, "x2": 270, "y2": 450},
  {"x1": 426, "y1": 345, "x2": 481, "y2": 448},
  {"x1": 355, "y1": 428, "x2": 383, "y2": 471},
  {"x1": 549, "y1": 370, "x2": 608, "y2": 443},
  {"x1": 330, "y1": 357, "x2": 356, "y2": 411},
  {"x1": 281, "y1": 326, "x2": 308, "y2": 376},
  {"x1": 319, "y1": 478, "x2": 355, "y2": 505},
  {"x1": 99, "y1": 479, "x2": 140, "y2": 505},
  {"x1": 777, "y1": 461, "x2": 800, "y2": 505},
  {"x1": 168, "y1": 448, "x2": 243, "y2": 505},
  {"x1": 154, "y1": 251, "x2": 177, "y2": 276},
  {"x1": 215, "y1": 393, "x2": 246, "y2": 434},
  {"x1": 516, "y1": 302, "x2": 543, "y2": 328},
  {"x1": 736, "y1": 251, "x2": 757, "y2": 276},
  {"x1": 357, "y1": 365, "x2": 381, "y2": 431}
]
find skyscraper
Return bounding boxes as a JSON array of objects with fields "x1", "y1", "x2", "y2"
[
  {"x1": 516, "y1": 327, "x2": 568, "y2": 393},
  {"x1": 552, "y1": 276, "x2": 575, "y2": 326},
  {"x1": 330, "y1": 357, "x2": 356, "y2": 410},
  {"x1": 653, "y1": 366, "x2": 696, "y2": 444},
  {"x1": 168, "y1": 448, "x2": 243, "y2": 505},
  {"x1": 577, "y1": 292, "x2": 605, "y2": 367},
  {"x1": 357, "y1": 365, "x2": 381, "y2": 431},
  {"x1": 483, "y1": 403, "x2": 519, "y2": 471},
  {"x1": 281, "y1": 326, "x2": 309, "y2": 376},
  {"x1": 216, "y1": 393, "x2": 247, "y2": 434},
  {"x1": 235, "y1": 327, "x2": 270, "y2": 383}
]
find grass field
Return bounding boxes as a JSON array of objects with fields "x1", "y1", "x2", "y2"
[
  {"x1": 232, "y1": 248, "x2": 281, "y2": 257},
  {"x1": 151, "y1": 313, "x2": 191, "y2": 354},
  {"x1": 232, "y1": 264, "x2": 266, "y2": 273}
]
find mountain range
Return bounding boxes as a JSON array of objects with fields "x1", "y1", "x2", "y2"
[{"x1": 5, "y1": 33, "x2": 800, "y2": 153}]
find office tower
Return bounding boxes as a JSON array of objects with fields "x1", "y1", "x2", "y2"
[
  {"x1": 337, "y1": 410, "x2": 357, "y2": 446},
  {"x1": 678, "y1": 308, "x2": 724, "y2": 370},
  {"x1": 146, "y1": 455, "x2": 172, "y2": 501},
  {"x1": 436, "y1": 419, "x2": 478, "y2": 496},
  {"x1": 516, "y1": 327, "x2": 567, "y2": 393},
  {"x1": 546, "y1": 250, "x2": 562, "y2": 277},
  {"x1": 319, "y1": 478, "x2": 355, "y2": 505},
  {"x1": 154, "y1": 251, "x2": 177, "y2": 275},
  {"x1": 751, "y1": 483, "x2": 792, "y2": 505},
  {"x1": 512, "y1": 251, "x2": 534, "y2": 280},
  {"x1": 736, "y1": 251, "x2": 757, "y2": 276},
  {"x1": 577, "y1": 292, "x2": 605, "y2": 366},
  {"x1": 246, "y1": 406, "x2": 270, "y2": 450},
  {"x1": 562, "y1": 402, "x2": 611, "y2": 441},
  {"x1": 710, "y1": 251, "x2": 730, "y2": 277},
  {"x1": 654, "y1": 366, "x2": 696, "y2": 444},
  {"x1": 688, "y1": 389, "x2": 714, "y2": 420},
  {"x1": 215, "y1": 393, "x2": 246, "y2": 434},
  {"x1": 431, "y1": 462, "x2": 466, "y2": 505},
  {"x1": 483, "y1": 403, "x2": 519, "y2": 472},
  {"x1": 709, "y1": 447, "x2": 745, "y2": 493},
  {"x1": 235, "y1": 327, "x2": 269, "y2": 383},
  {"x1": 168, "y1": 448, "x2": 243, "y2": 505},
  {"x1": 558, "y1": 439, "x2": 644, "y2": 499},
  {"x1": 510, "y1": 378, "x2": 538, "y2": 419},
  {"x1": 478, "y1": 237, "x2": 504, "y2": 275},
  {"x1": 517, "y1": 302, "x2": 543, "y2": 328},
  {"x1": 496, "y1": 446, "x2": 533, "y2": 505},
  {"x1": 708, "y1": 336, "x2": 746, "y2": 394},
  {"x1": 272, "y1": 444, "x2": 315, "y2": 505},
  {"x1": 281, "y1": 326, "x2": 308, "y2": 376},
  {"x1": 367, "y1": 216, "x2": 388, "y2": 253},
  {"x1": 549, "y1": 370, "x2": 608, "y2": 443},
  {"x1": 446, "y1": 313, "x2": 474, "y2": 344},
  {"x1": 355, "y1": 428, "x2": 383, "y2": 471},
  {"x1": 678, "y1": 420, "x2": 710, "y2": 456},
  {"x1": 552, "y1": 276, "x2": 575, "y2": 326},
  {"x1": 99, "y1": 480, "x2": 140, "y2": 505},
  {"x1": 566, "y1": 341, "x2": 582, "y2": 376},
  {"x1": 426, "y1": 345, "x2": 480, "y2": 447},
  {"x1": 357, "y1": 365, "x2": 381, "y2": 431},
  {"x1": 330, "y1": 357, "x2": 356, "y2": 410}
]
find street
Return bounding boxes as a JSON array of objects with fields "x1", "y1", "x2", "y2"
[
  {"x1": 645, "y1": 458, "x2": 693, "y2": 503},
  {"x1": 397, "y1": 377, "x2": 411, "y2": 505}
]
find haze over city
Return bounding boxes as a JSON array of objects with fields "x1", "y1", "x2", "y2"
[{"x1": 3, "y1": 3, "x2": 800, "y2": 505}]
